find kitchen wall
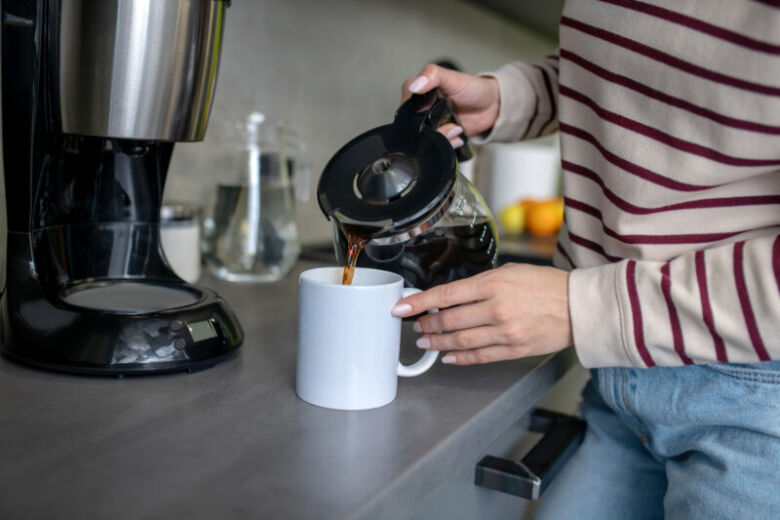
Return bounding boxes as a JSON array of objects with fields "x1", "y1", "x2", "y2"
[{"x1": 164, "y1": 0, "x2": 557, "y2": 244}]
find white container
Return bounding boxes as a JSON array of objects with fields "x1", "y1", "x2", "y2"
[
  {"x1": 161, "y1": 204, "x2": 202, "y2": 284},
  {"x1": 477, "y1": 140, "x2": 560, "y2": 216},
  {"x1": 296, "y1": 267, "x2": 438, "y2": 410}
]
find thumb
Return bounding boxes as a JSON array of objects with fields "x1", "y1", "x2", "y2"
[{"x1": 403, "y1": 64, "x2": 468, "y2": 98}]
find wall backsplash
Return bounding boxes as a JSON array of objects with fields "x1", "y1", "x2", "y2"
[{"x1": 164, "y1": 0, "x2": 556, "y2": 244}]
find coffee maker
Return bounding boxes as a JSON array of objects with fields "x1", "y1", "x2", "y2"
[{"x1": 0, "y1": 0, "x2": 243, "y2": 375}]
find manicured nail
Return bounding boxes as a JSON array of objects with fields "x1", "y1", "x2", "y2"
[
  {"x1": 392, "y1": 303, "x2": 412, "y2": 317},
  {"x1": 442, "y1": 355, "x2": 456, "y2": 364},
  {"x1": 446, "y1": 126, "x2": 463, "y2": 139},
  {"x1": 408, "y1": 75, "x2": 428, "y2": 93},
  {"x1": 412, "y1": 321, "x2": 422, "y2": 333},
  {"x1": 416, "y1": 337, "x2": 431, "y2": 349},
  {"x1": 450, "y1": 137, "x2": 464, "y2": 148}
]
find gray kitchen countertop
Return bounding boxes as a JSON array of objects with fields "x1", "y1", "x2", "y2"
[{"x1": 0, "y1": 261, "x2": 578, "y2": 520}]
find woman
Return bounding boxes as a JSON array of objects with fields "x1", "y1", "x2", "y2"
[{"x1": 392, "y1": 1, "x2": 780, "y2": 518}]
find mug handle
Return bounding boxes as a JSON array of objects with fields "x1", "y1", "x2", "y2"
[{"x1": 397, "y1": 287, "x2": 439, "y2": 378}]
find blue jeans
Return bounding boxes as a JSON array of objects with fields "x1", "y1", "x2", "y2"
[{"x1": 535, "y1": 362, "x2": 780, "y2": 520}]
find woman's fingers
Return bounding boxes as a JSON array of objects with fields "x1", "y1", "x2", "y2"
[
  {"x1": 401, "y1": 77, "x2": 419, "y2": 103},
  {"x1": 436, "y1": 123, "x2": 464, "y2": 147},
  {"x1": 392, "y1": 276, "x2": 487, "y2": 317},
  {"x1": 401, "y1": 64, "x2": 500, "y2": 136},
  {"x1": 440, "y1": 344, "x2": 528, "y2": 366},
  {"x1": 401, "y1": 67, "x2": 435, "y2": 103},
  {"x1": 416, "y1": 326, "x2": 504, "y2": 352},
  {"x1": 396, "y1": 264, "x2": 573, "y2": 366},
  {"x1": 409, "y1": 64, "x2": 468, "y2": 94},
  {"x1": 414, "y1": 301, "x2": 493, "y2": 334},
  {"x1": 401, "y1": 64, "x2": 470, "y2": 100}
]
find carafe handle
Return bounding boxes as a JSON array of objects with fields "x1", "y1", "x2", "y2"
[
  {"x1": 397, "y1": 287, "x2": 440, "y2": 377},
  {"x1": 394, "y1": 89, "x2": 474, "y2": 163}
]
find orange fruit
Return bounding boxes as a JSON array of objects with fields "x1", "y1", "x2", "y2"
[
  {"x1": 519, "y1": 198, "x2": 538, "y2": 210},
  {"x1": 526, "y1": 198, "x2": 564, "y2": 237}
]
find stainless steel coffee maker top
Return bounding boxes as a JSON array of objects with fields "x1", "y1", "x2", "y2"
[{"x1": 59, "y1": 0, "x2": 230, "y2": 142}]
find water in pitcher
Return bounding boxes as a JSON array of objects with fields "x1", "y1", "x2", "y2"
[{"x1": 203, "y1": 182, "x2": 300, "y2": 282}]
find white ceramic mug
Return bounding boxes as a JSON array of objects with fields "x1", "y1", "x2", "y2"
[{"x1": 296, "y1": 267, "x2": 438, "y2": 410}]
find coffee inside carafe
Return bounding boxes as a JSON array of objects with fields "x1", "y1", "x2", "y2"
[{"x1": 335, "y1": 214, "x2": 496, "y2": 290}]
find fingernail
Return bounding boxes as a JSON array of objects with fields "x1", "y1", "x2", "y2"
[
  {"x1": 392, "y1": 303, "x2": 412, "y2": 317},
  {"x1": 442, "y1": 355, "x2": 456, "y2": 364},
  {"x1": 412, "y1": 321, "x2": 422, "y2": 333},
  {"x1": 446, "y1": 126, "x2": 463, "y2": 139},
  {"x1": 416, "y1": 337, "x2": 431, "y2": 349},
  {"x1": 450, "y1": 137, "x2": 464, "y2": 148},
  {"x1": 408, "y1": 75, "x2": 428, "y2": 93}
]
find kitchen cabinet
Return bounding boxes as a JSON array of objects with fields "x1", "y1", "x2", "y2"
[
  {"x1": 0, "y1": 261, "x2": 584, "y2": 519},
  {"x1": 410, "y1": 412, "x2": 540, "y2": 519},
  {"x1": 409, "y1": 367, "x2": 587, "y2": 520}
]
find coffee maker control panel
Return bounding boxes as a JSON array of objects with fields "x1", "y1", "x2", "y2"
[
  {"x1": 186, "y1": 320, "x2": 220, "y2": 343},
  {"x1": 169, "y1": 317, "x2": 224, "y2": 350}
]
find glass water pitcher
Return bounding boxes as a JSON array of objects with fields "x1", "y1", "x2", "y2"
[{"x1": 202, "y1": 112, "x2": 309, "y2": 282}]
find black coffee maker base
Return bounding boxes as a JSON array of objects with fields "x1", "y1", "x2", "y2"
[
  {"x1": 1, "y1": 281, "x2": 244, "y2": 377},
  {"x1": 1, "y1": 350, "x2": 237, "y2": 377}
]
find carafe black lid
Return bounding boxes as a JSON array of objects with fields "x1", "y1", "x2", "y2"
[{"x1": 317, "y1": 90, "x2": 472, "y2": 234}]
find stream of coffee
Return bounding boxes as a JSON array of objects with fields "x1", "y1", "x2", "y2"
[{"x1": 341, "y1": 227, "x2": 370, "y2": 285}]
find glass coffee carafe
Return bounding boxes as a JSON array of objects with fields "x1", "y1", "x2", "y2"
[
  {"x1": 318, "y1": 90, "x2": 498, "y2": 290},
  {"x1": 202, "y1": 113, "x2": 310, "y2": 282}
]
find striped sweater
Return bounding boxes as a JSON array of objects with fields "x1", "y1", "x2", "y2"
[{"x1": 479, "y1": 0, "x2": 780, "y2": 368}]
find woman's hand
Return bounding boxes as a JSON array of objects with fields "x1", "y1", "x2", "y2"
[
  {"x1": 391, "y1": 263, "x2": 573, "y2": 365},
  {"x1": 402, "y1": 64, "x2": 500, "y2": 147}
]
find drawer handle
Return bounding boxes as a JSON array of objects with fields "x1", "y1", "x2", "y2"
[{"x1": 474, "y1": 408, "x2": 585, "y2": 500}]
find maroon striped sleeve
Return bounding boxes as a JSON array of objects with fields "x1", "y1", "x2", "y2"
[
  {"x1": 565, "y1": 197, "x2": 750, "y2": 245},
  {"x1": 752, "y1": 0, "x2": 780, "y2": 9},
  {"x1": 567, "y1": 230, "x2": 622, "y2": 262},
  {"x1": 562, "y1": 161, "x2": 780, "y2": 214},
  {"x1": 695, "y1": 251, "x2": 729, "y2": 362},
  {"x1": 626, "y1": 260, "x2": 656, "y2": 367},
  {"x1": 733, "y1": 241, "x2": 771, "y2": 361},
  {"x1": 660, "y1": 262, "x2": 694, "y2": 365},
  {"x1": 519, "y1": 94, "x2": 539, "y2": 140},
  {"x1": 560, "y1": 16, "x2": 780, "y2": 97},
  {"x1": 773, "y1": 235, "x2": 780, "y2": 294},
  {"x1": 556, "y1": 241, "x2": 576, "y2": 268},
  {"x1": 598, "y1": 0, "x2": 780, "y2": 54},
  {"x1": 560, "y1": 49, "x2": 780, "y2": 135},
  {"x1": 532, "y1": 63, "x2": 558, "y2": 135},
  {"x1": 560, "y1": 84, "x2": 780, "y2": 166}
]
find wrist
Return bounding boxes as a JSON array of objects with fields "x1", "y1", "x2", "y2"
[
  {"x1": 481, "y1": 76, "x2": 500, "y2": 134},
  {"x1": 470, "y1": 65, "x2": 536, "y2": 144},
  {"x1": 569, "y1": 264, "x2": 635, "y2": 368}
]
